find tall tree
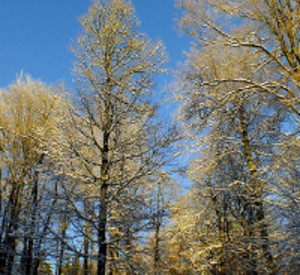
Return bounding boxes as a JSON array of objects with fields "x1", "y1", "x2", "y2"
[
  {"x1": 0, "y1": 75, "x2": 70, "y2": 275},
  {"x1": 71, "y1": 0, "x2": 173, "y2": 274},
  {"x1": 174, "y1": 0, "x2": 300, "y2": 273}
]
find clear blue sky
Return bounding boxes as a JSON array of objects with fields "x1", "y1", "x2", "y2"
[{"x1": 0, "y1": 0, "x2": 190, "y2": 89}]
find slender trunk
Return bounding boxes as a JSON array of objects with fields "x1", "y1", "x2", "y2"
[
  {"x1": 57, "y1": 218, "x2": 67, "y2": 275},
  {"x1": 84, "y1": 220, "x2": 90, "y2": 275},
  {"x1": 97, "y1": 183, "x2": 108, "y2": 275},
  {"x1": 0, "y1": 229, "x2": 7, "y2": 271},
  {"x1": 5, "y1": 195, "x2": 22, "y2": 274},
  {"x1": 5, "y1": 236, "x2": 17, "y2": 274},
  {"x1": 154, "y1": 222, "x2": 161, "y2": 275},
  {"x1": 154, "y1": 185, "x2": 162, "y2": 275},
  {"x1": 3, "y1": 181, "x2": 23, "y2": 274},
  {"x1": 25, "y1": 238, "x2": 34, "y2": 275},
  {"x1": 97, "y1": 126, "x2": 109, "y2": 275},
  {"x1": 33, "y1": 180, "x2": 59, "y2": 275},
  {"x1": 25, "y1": 170, "x2": 39, "y2": 275},
  {"x1": 97, "y1": 53, "x2": 112, "y2": 275},
  {"x1": 238, "y1": 105, "x2": 275, "y2": 274}
]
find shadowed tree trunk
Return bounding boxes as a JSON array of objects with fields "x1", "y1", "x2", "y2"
[{"x1": 238, "y1": 104, "x2": 275, "y2": 274}]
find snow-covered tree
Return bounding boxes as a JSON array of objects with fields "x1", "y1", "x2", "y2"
[
  {"x1": 0, "y1": 75, "x2": 70, "y2": 275},
  {"x1": 70, "y1": 1, "x2": 175, "y2": 274},
  {"x1": 173, "y1": 0, "x2": 300, "y2": 273}
]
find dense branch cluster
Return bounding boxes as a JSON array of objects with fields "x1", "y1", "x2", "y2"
[{"x1": 0, "y1": 0, "x2": 299, "y2": 274}]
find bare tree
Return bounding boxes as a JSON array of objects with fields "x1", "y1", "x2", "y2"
[
  {"x1": 70, "y1": 1, "x2": 176, "y2": 274},
  {"x1": 0, "y1": 75, "x2": 70, "y2": 275},
  {"x1": 173, "y1": 0, "x2": 300, "y2": 273}
]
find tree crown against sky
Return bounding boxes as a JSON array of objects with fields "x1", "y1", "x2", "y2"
[
  {"x1": 0, "y1": 0, "x2": 189, "y2": 90},
  {"x1": 0, "y1": 0, "x2": 299, "y2": 274}
]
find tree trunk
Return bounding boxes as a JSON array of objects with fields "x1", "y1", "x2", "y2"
[
  {"x1": 97, "y1": 124, "x2": 110, "y2": 275},
  {"x1": 238, "y1": 104, "x2": 275, "y2": 274},
  {"x1": 97, "y1": 52, "x2": 113, "y2": 275},
  {"x1": 57, "y1": 218, "x2": 67, "y2": 275},
  {"x1": 0, "y1": 181, "x2": 23, "y2": 274},
  {"x1": 25, "y1": 170, "x2": 39, "y2": 275},
  {"x1": 84, "y1": 220, "x2": 90, "y2": 275},
  {"x1": 97, "y1": 183, "x2": 108, "y2": 275},
  {"x1": 154, "y1": 185, "x2": 162, "y2": 275}
]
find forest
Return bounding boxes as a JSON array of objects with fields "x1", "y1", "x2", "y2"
[{"x1": 0, "y1": 0, "x2": 299, "y2": 274}]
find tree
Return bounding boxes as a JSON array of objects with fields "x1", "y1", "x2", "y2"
[
  {"x1": 174, "y1": 0, "x2": 300, "y2": 273},
  {"x1": 70, "y1": 0, "x2": 174, "y2": 274},
  {"x1": 0, "y1": 75, "x2": 70, "y2": 275},
  {"x1": 176, "y1": 0, "x2": 300, "y2": 113},
  {"x1": 164, "y1": 191, "x2": 220, "y2": 274}
]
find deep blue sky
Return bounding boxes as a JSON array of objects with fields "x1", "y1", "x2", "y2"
[{"x1": 0, "y1": 0, "x2": 190, "y2": 89}]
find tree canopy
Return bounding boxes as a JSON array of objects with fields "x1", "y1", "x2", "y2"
[{"x1": 0, "y1": 0, "x2": 299, "y2": 274}]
